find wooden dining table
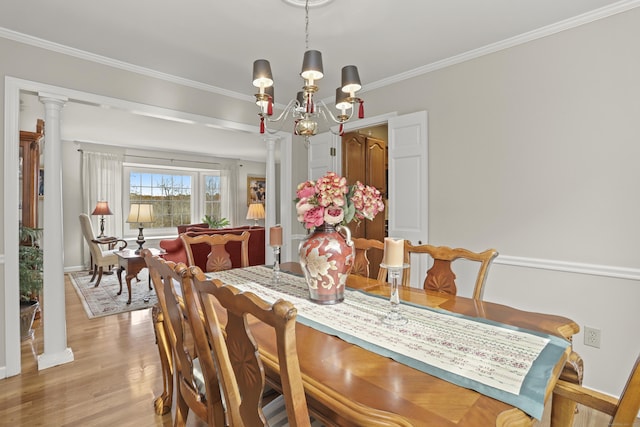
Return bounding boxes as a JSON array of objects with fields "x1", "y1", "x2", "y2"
[{"x1": 152, "y1": 262, "x2": 580, "y2": 426}]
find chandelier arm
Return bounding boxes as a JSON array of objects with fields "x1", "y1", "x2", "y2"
[
  {"x1": 316, "y1": 100, "x2": 355, "y2": 124},
  {"x1": 265, "y1": 99, "x2": 298, "y2": 124}
]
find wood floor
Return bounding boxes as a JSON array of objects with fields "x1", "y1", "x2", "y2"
[
  {"x1": 1, "y1": 275, "x2": 636, "y2": 426},
  {"x1": 0, "y1": 274, "x2": 206, "y2": 427}
]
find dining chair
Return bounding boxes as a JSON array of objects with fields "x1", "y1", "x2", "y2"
[
  {"x1": 351, "y1": 237, "x2": 388, "y2": 282},
  {"x1": 185, "y1": 265, "x2": 323, "y2": 426},
  {"x1": 180, "y1": 231, "x2": 250, "y2": 272},
  {"x1": 403, "y1": 242, "x2": 498, "y2": 300},
  {"x1": 551, "y1": 354, "x2": 640, "y2": 427},
  {"x1": 79, "y1": 213, "x2": 127, "y2": 286},
  {"x1": 142, "y1": 250, "x2": 225, "y2": 426}
]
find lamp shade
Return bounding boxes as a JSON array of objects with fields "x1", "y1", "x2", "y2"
[
  {"x1": 300, "y1": 50, "x2": 324, "y2": 81},
  {"x1": 252, "y1": 59, "x2": 274, "y2": 88},
  {"x1": 335, "y1": 87, "x2": 352, "y2": 111},
  {"x1": 256, "y1": 85, "x2": 274, "y2": 108},
  {"x1": 341, "y1": 65, "x2": 362, "y2": 94},
  {"x1": 246, "y1": 203, "x2": 265, "y2": 221},
  {"x1": 126, "y1": 204, "x2": 155, "y2": 224},
  {"x1": 91, "y1": 201, "x2": 113, "y2": 216}
]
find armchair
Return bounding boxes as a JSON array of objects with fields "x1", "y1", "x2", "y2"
[{"x1": 79, "y1": 213, "x2": 127, "y2": 287}]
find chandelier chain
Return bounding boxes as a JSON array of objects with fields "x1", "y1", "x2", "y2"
[{"x1": 305, "y1": 0, "x2": 310, "y2": 50}]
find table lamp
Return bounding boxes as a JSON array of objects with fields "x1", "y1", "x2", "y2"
[
  {"x1": 91, "y1": 201, "x2": 113, "y2": 238},
  {"x1": 126, "y1": 203, "x2": 155, "y2": 253},
  {"x1": 246, "y1": 202, "x2": 265, "y2": 227}
]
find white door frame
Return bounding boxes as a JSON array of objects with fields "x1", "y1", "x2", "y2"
[{"x1": 3, "y1": 77, "x2": 273, "y2": 377}]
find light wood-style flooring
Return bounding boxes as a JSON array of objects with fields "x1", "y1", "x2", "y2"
[
  {"x1": 0, "y1": 275, "x2": 635, "y2": 426},
  {"x1": 1, "y1": 274, "x2": 206, "y2": 427}
]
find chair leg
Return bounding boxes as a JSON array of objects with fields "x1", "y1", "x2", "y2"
[
  {"x1": 93, "y1": 266, "x2": 104, "y2": 287},
  {"x1": 174, "y1": 390, "x2": 189, "y2": 427},
  {"x1": 90, "y1": 264, "x2": 98, "y2": 282}
]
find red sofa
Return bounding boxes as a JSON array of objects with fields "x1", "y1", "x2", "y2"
[{"x1": 159, "y1": 225, "x2": 265, "y2": 271}]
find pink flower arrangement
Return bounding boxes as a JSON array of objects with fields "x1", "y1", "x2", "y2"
[{"x1": 295, "y1": 172, "x2": 385, "y2": 230}]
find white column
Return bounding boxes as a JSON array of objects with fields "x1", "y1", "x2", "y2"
[
  {"x1": 265, "y1": 137, "x2": 278, "y2": 265},
  {"x1": 37, "y1": 93, "x2": 74, "y2": 370}
]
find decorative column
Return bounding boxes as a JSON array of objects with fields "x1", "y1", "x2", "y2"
[
  {"x1": 37, "y1": 93, "x2": 74, "y2": 370},
  {"x1": 265, "y1": 137, "x2": 278, "y2": 265}
]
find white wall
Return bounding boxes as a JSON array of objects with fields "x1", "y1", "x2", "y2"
[{"x1": 360, "y1": 7, "x2": 640, "y2": 396}]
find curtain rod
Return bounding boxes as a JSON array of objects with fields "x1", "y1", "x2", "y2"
[{"x1": 77, "y1": 149, "x2": 221, "y2": 166}]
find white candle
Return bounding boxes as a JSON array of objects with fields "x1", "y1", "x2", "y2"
[
  {"x1": 384, "y1": 237, "x2": 404, "y2": 267},
  {"x1": 270, "y1": 225, "x2": 283, "y2": 246}
]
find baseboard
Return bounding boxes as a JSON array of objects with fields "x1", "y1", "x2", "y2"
[
  {"x1": 0, "y1": 365, "x2": 6, "y2": 379},
  {"x1": 37, "y1": 348, "x2": 74, "y2": 370}
]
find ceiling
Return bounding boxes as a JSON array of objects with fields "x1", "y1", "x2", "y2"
[{"x1": 1, "y1": 0, "x2": 633, "y2": 161}]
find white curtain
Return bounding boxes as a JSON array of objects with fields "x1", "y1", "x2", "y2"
[
  {"x1": 80, "y1": 150, "x2": 123, "y2": 267},
  {"x1": 220, "y1": 162, "x2": 238, "y2": 225}
]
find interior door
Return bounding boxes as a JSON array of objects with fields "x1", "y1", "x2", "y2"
[
  {"x1": 307, "y1": 131, "x2": 335, "y2": 180},
  {"x1": 388, "y1": 111, "x2": 428, "y2": 288}
]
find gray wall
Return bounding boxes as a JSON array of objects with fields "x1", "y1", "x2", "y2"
[{"x1": 2, "y1": 7, "x2": 640, "y2": 401}]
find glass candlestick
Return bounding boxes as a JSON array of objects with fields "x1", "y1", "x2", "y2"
[
  {"x1": 380, "y1": 263, "x2": 408, "y2": 325},
  {"x1": 271, "y1": 245, "x2": 281, "y2": 284}
]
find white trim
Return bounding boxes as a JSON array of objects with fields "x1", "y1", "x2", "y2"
[
  {"x1": 362, "y1": 0, "x2": 640, "y2": 93},
  {"x1": 37, "y1": 348, "x2": 75, "y2": 371},
  {"x1": 0, "y1": 27, "x2": 254, "y2": 104},
  {"x1": 4, "y1": 76, "x2": 22, "y2": 377},
  {"x1": 3, "y1": 1, "x2": 639, "y2": 104},
  {"x1": 495, "y1": 255, "x2": 640, "y2": 282}
]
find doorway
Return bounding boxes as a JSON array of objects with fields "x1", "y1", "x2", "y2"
[{"x1": 341, "y1": 125, "x2": 388, "y2": 278}]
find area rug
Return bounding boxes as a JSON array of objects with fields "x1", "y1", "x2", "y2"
[{"x1": 68, "y1": 269, "x2": 157, "y2": 319}]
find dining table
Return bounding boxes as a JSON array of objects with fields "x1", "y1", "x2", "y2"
[{"x1": 152, "y1": 262, "x2": 580, "y2": 426}]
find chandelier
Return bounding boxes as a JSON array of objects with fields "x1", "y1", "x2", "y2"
[{"x1": 251, "y1": 0, "x2": 364, "y2": 142}]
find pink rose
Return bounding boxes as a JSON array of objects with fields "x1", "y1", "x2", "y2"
[
  {"x1": 303, "y1": 206, "x2": 325, "y2": 229},
  {"x1": 296, "y1": 199, "x2": 313, "y2": 223},
  {"x1": 324, "y1": 207, "x2": 344, "y2": 225}
]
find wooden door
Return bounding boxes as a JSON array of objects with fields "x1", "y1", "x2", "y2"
[{"x1": 342, "y1": 132, "x2": 387, "y2": 277}]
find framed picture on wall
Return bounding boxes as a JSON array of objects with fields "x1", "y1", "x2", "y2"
[
  {"x1": 38, "y1": 168, "x2": 44, "y2": 198},
  {"x1": 247, "y1": 175, "x2": 266, "y2": 205}
]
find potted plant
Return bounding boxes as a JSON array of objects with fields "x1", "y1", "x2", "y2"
[
  {"x1": 202, "y1": 214, "x2": 230, "y2": 229},
  {"x1": 19, "y1": 225, "x2": 43, "y2": 340}
]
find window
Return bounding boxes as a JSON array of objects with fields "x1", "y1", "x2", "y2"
[
  {"x1": 124, "y1": 165, "x2": 224, "y2": 237},
  {"x1": 204, "y1": 174, "x2": 222, "y2": 220}
]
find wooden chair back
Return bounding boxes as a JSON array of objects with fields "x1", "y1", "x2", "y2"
[
  {"x1": 142, "y1": 250, "x2": 224, "y2": 426},
  {"x1": 403, "y1": 242, "x2": 498, "y2": 300},
  {"x1": 180, "y1": 231, "x2": 250, "y2": 272},
  {"x1": 552, "y1": 354, "x2": 640, "y2": 427},
  {"x1": 186, "y1": 266, "x2": 312, "y2": 427},
  {"x1": 352, "y1": 237, "x2": 387, "y2": 282}
]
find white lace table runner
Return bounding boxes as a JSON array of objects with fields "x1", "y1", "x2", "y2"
[{"x1": 206, "y1": 266, "x2": 569, "y2": 419}]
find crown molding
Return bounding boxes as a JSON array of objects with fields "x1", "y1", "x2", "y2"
[
  {"x1": 0, "y1": 27, "x2": 254, "y2": 104},
  {"x1": 362, "y1": 0, "x2": 640, "y2": 93},
  {"x1": 2, "y1": 1, "x2": 639, "y2": 99}
]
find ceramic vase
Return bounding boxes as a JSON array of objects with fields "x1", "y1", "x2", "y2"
[{"x1": 298, "y1": 223, "x2": 354, "y2": 304}]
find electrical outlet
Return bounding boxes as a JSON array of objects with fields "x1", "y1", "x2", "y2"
[{"x1": 584, "y1": 326, "x2": 601, "y2": 348}]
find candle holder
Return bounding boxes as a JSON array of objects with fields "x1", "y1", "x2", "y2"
[
  {"x1": 380, "y1": 263, "x2": 409, "y2": 325},
  {"x1": 271, "y1": 245, "x2": 281, "y2": 284}
]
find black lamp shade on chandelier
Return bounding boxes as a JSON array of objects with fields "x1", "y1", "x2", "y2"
[{"x1": 251, "y1": 0, "x2": 364, "y2": 141}]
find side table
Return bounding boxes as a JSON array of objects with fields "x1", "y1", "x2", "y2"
[{"x1": 115, "y1": 248, "x2": 163, "y2": 304}]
